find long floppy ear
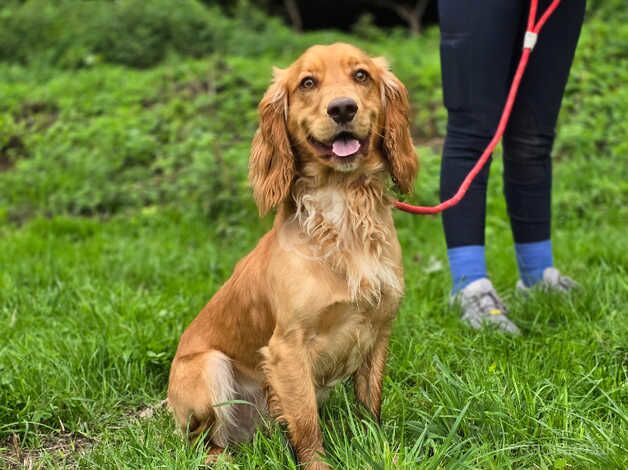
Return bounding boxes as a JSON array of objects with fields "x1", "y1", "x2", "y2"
[
  {"x1": 374, "y1": 57, "x2": 418, "y2": 194},
  {"x1": 249, "y1": 67, "x2": 295, "y2": 216}
]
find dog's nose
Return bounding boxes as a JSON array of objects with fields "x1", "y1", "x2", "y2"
[{"x1": 327, "y1": 97, "x2": 358, "y2": 124}]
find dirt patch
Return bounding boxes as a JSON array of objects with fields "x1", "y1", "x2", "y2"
[
  {"x1": 143, "y1": 67, "x2": 221, "y2": 109},
  {"x1": 136, "y1": 399, "x2": 169, "y2": 420},
  {"x1": 140, "y1": 77, "x2": 214, "y2": 109},
  {"x1": 0, "y1": 135, "x2": 27, "y2": 172},
  {"x1": 175, "y1": 78, "x2": 212, "y2": 98},
  {"x1": 14, "y1": 101, "x2": 59, "y2": 130},
  {"x1": 0, "y1": 432, "x2": 94, "y2": 469},
  {"x1": 0, "y1": 154, "x2": 13, "y2": 172}
]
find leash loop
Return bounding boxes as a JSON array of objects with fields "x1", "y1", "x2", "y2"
[
  {"x1": 394, "y1": 0, "x2": 560, "y2": 215},
  {"x1": 523, "y1": 31, "x2": 538, "y2": 50}
]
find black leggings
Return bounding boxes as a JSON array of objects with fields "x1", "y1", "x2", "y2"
[{"x1": 438, "y1": 0, "x2": 585, "y2": 247}]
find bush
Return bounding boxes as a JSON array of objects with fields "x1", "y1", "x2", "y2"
[
  {"x1": 94, "y1": 0, "x2": 232, "y2": 68},
  {"x1": 0, "y1": 57, "x2": 266, "y2": 220},
  {"x1": 0, "y1": 0, "x2": 238, "y2": 68}
]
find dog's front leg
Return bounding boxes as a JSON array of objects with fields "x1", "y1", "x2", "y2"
[
  {"x1": 262, "y1": 335, "x2": 329, "y2": 470},
  {"x1": 353, "y1": 329, "x2": 391, "y2": 423}
]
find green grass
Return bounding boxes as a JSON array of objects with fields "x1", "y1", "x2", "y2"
[
  {"x1": 1, "y1": 169, "x2": 626, "y2": 469},
  {"x1": 1, "y1": 3, "x2": 627, "y2": 469}
]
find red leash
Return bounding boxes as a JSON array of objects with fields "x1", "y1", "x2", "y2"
[{"x1": 395, "y1": 0, "x2": 561, "y2": 215}]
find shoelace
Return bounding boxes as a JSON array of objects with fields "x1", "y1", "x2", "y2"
[
  {"x1": 474, "y1": 291, "x2": 508, "y2": 315},
  {"x1": 556, "y1": 276, "x2": 577, "y2": 290}
]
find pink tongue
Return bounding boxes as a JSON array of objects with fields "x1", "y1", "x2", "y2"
[{"x1": 332, "y1": 137, "x2": 360, "y2": 157}]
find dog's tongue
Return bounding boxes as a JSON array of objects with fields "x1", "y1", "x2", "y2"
[{"x1": 332, "y1": 136, "x2": 360, "y2": 157}]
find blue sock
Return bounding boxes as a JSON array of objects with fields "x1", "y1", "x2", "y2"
[
  {"x1": 515, "y1": 239, "x2": 553, "y2": 287},
  {"x1": 447, "y1": 245, "x2": 487, "y2": 294}
]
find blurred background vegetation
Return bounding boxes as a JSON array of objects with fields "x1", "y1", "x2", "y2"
[{"x1": 0, "y1": 0, "x2": 625, "y2": 228}]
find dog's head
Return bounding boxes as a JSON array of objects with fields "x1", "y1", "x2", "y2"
[{"x1": 249, "y1": 43, "x2": 417, "y2": 215}]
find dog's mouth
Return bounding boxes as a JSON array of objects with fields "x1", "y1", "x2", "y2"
[{"x1": 308, "y1": 131, "x2": 369, "y2": 159}]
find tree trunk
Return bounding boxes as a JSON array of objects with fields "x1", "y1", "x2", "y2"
[
  {"x1": 394, "y1": 0, "x2": 429, "y2": 36},
  {"x1": 414, "y1": 0, "x2": 430, "y2": 34},
  {"x1": 365, "y1": 0, "x2": 431, "y2": 36},
  {"x1": 284, "y1": 0, "x2": 303, "y2": 32}
]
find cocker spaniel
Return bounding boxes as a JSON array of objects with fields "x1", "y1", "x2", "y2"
[{"x1": 168, "y1": 43, "x2": 418, "y2": 469}]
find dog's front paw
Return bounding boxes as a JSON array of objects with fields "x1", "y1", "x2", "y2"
[{"x1": 307, "y1": 462, "x2": 331, "y2": 470}]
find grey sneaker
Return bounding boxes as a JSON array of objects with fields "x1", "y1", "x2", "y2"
[
  {"x1": 516, "y1": 267, "x2": 578, "y2": 294},
  {"x1": 451, "y1": 278, "x2": 521, "y2": 335}
]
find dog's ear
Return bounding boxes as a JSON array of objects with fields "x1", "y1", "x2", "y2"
[
  {"x1": 373, "y1": 57, "x2": 418, "y2": 194},
  {"x1": 249, "y1": 67, "x2": 295, "y2": 216}
]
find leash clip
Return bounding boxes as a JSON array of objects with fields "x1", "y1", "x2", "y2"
[{"x1": 523, "y1": 31, "x2": 538, "y2": 50}]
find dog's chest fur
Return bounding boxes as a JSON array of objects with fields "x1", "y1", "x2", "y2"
[
  {"x1": 291, "y1": 183, "x2": 403, "y2": 390},
  {"x1": 294, "y1": 184, "x2": 402, "y2": 304}
]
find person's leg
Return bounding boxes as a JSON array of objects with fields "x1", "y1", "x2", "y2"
[
  {"x1": 502, "y1": 0, "x2": 586, "y2": 287},
  {"x1": 439, "y1": 0, "x2": 525, "y2": 293}
]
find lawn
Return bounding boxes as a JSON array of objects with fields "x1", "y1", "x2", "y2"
[{"x1": 0, "y1": 1, "x2": 626, "y2": 469}]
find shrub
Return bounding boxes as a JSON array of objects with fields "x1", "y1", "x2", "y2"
[{"x1": 0, "y1": 0, "x2": 236, "y2": 68}]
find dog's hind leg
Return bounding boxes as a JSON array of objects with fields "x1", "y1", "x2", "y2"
[{"x1": 168, "y1": 350, "x2": 249, "y2": 448}]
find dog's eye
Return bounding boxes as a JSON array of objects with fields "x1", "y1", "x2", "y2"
[
  {"x1": 353, "y1": 69, "x2": 369, "y2": 83},
  {"x1": 300, "y1": 76, "x2": 316, "y2": 89}
]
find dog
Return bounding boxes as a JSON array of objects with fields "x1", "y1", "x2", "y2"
[{"x1": 167, "y1": 43, "x2": 418, "y2": 469}]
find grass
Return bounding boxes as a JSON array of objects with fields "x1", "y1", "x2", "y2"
[
  {"x1": 1, "y1": 167, "x2": 625, "y2": 469},
  {"x1": 1, "y1": 3, "x2": 627, "y2": 469}
]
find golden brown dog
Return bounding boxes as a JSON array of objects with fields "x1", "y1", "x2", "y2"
[{"x1": 168, "y1": 43, "x2": 418, "y2": 469}]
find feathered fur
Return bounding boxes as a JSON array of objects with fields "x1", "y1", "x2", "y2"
[{"x1": 168, "y1": 43, "x2": 418, "y2": 470}]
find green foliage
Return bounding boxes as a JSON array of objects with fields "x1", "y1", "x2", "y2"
[
  {"x1": 1, "y1": 0, "x2": 174, "y2": 67},
  {"x1": 0, "y1": 0, "x2": 303, "y2": 69},
  {"x1": 1, "y1": 4, "x2": 625, "y2": 224},
  {"x1": 553, "y1": 2, "x2": 628, "y2": 223},
  {"x1": 94, "y1": 0, "x2": 232, "y2": 68},
  {"x1": 0, "y1": 58, "x2": 266, "y2": 221},
  {"x1": 0, "y1": 1, "x2": 627, "y2": 468},
  {"x1": 0, "y1": 194, "x2": 626, "y2": 468}
]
